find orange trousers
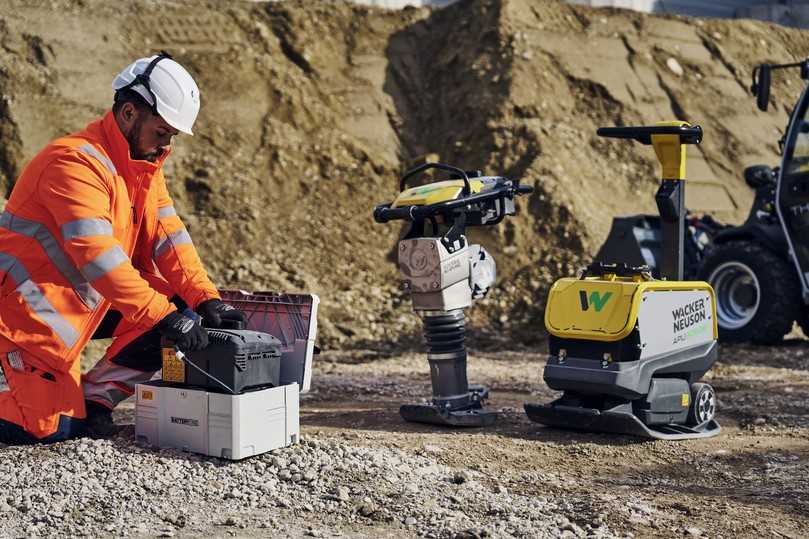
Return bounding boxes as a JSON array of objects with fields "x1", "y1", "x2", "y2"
[
  {"x1": 0, "y1": 335, "x2": 85, "y2": 440},
  {"x1": 0, "y1": 292, "x2": 183, "y2": 443},
  {"x1": 0, "y1": 317, "x2": 158, "y2": 442}
]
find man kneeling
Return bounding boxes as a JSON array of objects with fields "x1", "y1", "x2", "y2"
[{"x1": 0, "y1": 53, "x2": 244, "y2": 444}]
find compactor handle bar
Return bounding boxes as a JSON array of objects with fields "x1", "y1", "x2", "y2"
[
  {"x1": 400, "y1": 162, "x2": 471, "y2": 196},
  {"x1": 596, "y1": 125, "x2": 702, "y2": 146}
]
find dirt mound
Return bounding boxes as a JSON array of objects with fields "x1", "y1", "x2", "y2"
[{"x1": 1, "y1": 0, "x2": 809, "y2": 348}]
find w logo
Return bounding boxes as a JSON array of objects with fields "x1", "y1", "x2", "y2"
[{"x1": 579, "y1": 290, "x2": 612, "y2": 312}]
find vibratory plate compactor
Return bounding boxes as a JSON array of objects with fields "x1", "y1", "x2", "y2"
[
  {"x1": 525, "y1": 123, "x2": 721, "y2": 440},
  {"x1": 374, "y1": 163, "x2": 532, "y2": 427}
]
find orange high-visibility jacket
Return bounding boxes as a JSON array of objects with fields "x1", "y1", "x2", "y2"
[{"x1": 0, "y1": 111, "x2": 220, "y2": 374}]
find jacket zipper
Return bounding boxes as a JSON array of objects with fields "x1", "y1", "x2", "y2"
[{"x1": 132, "y1": 173, "x2": 146, "y2": 225}]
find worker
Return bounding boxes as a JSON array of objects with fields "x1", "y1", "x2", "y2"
[{"x1": 0, "y1": 53, "x2": 246, "y2": 444}]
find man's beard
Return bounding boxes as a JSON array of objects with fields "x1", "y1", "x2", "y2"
[{"x1": 125, "y1": 116, "x2": 162, "y2": 162}]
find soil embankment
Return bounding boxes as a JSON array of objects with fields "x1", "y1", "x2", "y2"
[{"x1": 2, "y1": 0, "x2": 807, "y2": 346}]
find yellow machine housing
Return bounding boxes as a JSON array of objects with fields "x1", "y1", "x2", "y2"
[
  {"x1": 651, "y1": 120, "x2": 691, "y2": 180},
  {"x1": 391, "y1": 178, "x2": 494, "y2": 207},
  {"x1": 545, "y1": 274, "x2": 718, "y2": 342}
]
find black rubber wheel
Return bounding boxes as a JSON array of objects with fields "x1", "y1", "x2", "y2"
[
  {"x1": 686, "y1": 383, "x2": 716, "y2": 427},
  {"x1": 698, "y1": 241, "x2": 801, "y2": 344}
]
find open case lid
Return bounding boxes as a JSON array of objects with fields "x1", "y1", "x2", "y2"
[{"x1": 218, "y1": 290, "x2": 319, "y2": 393}]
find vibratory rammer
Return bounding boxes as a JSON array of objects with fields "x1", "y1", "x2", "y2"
[{"x1": 374, "y1": 163, "x2": 533, "y2": 427}]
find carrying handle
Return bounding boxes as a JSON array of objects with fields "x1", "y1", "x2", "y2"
[
  {"x1": 217, "y1": 319, "x2": 246, "y2": 330},
  {"x1": 399, "y1": 162, "x2": 471, "y2": 196},
  {"x1": 580, "y1": 261, "x2": 652, "y2": 279}
]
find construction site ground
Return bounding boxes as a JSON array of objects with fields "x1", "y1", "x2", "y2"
[
  {"x1": 0, "y1": 0, "x2": 808, "y2": 536},
  {"x1": 0, "y1": 340, "x2": 805, "y2": 538},
  {"x1": 300, "y1": 341, "x2": 809, "y2": 538}
]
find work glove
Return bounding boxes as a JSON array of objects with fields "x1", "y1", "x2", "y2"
[
  {"x1": 156, "y1": 311, "x2": 209, "y2": 352},
  {"x1": 195, "y1": 299, "x2": 247, "y2": 329}
]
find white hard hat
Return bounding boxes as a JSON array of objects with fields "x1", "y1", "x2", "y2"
[{"x1": 112, "y1": 53, "x2": 200, "y2": 135}]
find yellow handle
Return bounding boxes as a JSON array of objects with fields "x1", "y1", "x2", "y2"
[{"x1": 651, "y1": 120, "x2": 690, "y2": 180}]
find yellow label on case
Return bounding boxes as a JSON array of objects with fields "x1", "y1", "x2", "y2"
[
  {"x1": 161, "y1": 347, "x2": 185, "y2": 383},
  {"x1": 141, "y1": 390, "x2": 154, "y2": 401},
  {"x1": 681, "y1": 393, "x2": 690, "y2": 407}
]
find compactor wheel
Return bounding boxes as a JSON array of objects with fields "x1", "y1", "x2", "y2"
[{"x1": 686, "y1": 383, "x2": 716, "y2": 427}]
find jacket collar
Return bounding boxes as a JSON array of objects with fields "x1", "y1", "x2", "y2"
[{"x1": 101, "y1": 111, "x2": 171, "y2": 179}]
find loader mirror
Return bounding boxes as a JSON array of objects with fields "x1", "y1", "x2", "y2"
[
  {"x1": 753, "y1": 64, "x2": 771, "y2": 112},
  {"x1": 743, "y1": 165, "x2": 774, "y2": 188}
]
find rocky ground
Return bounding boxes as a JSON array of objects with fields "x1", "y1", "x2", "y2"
[{"x1": 1, "y1": 339, "x2": 807, "y2": 538}]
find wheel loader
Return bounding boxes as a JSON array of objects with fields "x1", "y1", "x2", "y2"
[{"x1": 596, "y1": 59, "x2": 809, "y2": 344}]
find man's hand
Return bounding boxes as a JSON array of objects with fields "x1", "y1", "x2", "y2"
[
  {"x1": 195, "y1": 299, "x2": 247, "y2": 329},
  {"x1": 156, "y1": 311, "x2": 209, "y2": 352}
]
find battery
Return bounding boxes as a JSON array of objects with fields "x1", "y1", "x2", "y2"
[
  {"x1": 161, "y1": 329, "x2": 282, "y2": 393},
  {"x1": 135, "y1": 381, "x2": 300, "y2": 460}
]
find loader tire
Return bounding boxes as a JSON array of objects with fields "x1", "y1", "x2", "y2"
[{"x1": 698, "y1": 241, "x2": 801, "y2": 344}]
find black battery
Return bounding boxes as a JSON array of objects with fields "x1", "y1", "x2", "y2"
[{"x1": 161, "y1": 329, "x2": 282, "y2": 394}]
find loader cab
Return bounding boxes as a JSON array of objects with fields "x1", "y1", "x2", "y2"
[{"x1": 776, "y1": 82, "x2": 809, "y2": 302}]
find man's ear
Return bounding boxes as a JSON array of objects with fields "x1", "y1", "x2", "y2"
[{"x1": 118, "y1": 102, "x2": 138, "y2": 129}]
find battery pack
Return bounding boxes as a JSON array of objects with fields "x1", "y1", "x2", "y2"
[
  {"x1": 161, "y1": 329, "x2": 282, "y2": 393},
  {"x1": 135, "y1": 381, "x2": 300, "y2": 460}
]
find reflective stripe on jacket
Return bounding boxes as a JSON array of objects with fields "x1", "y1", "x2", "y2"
[{"x1": 0, "y1": 111, "x2": 219, "y2": 372}]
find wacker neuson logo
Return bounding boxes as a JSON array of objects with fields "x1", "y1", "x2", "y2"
[
  {"x1": 579, "y1": 290, "x2": 612, "y2": 312},
  {"x1": 672, "y1": 298, "x2": 707, "y2": 332}
]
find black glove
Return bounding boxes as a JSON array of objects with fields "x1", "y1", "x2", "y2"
[
  {"x1": 156, "y1": 311, "x2": 209, "y2": 352},
  {"x1": 195, "y1": 299, "x2": 247, "y2": 329}
]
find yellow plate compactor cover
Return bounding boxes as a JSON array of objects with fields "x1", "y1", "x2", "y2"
[{"x1": 545, "y1": 277, "x2": 718, "y2": 343}]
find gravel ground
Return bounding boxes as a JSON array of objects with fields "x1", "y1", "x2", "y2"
[
  {"x1": 0, "y1": 429, "x2": 615, "y2": 538},
  {"x1": 1, "y1": 341, "x2": 808, "y2": 538}
]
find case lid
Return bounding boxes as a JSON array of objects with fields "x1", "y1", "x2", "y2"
[{"x1": 218, "y1": 291, "x2": 319, "y2": 393}]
